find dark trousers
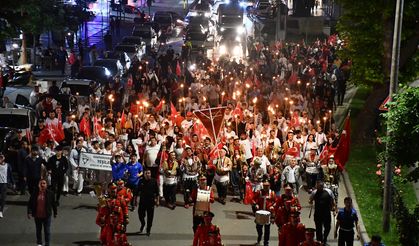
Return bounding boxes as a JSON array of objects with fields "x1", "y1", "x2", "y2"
[
  {"x1": 230, "y1": 169, "x2": 242, "y2": 199},
  {"x1": 215, "y1": 181, "x2": 228, "y2": 200},
  {"x1": 183, "y1": 179, "x2": 197, "y2": 204},
  {"x1": 51, "y1": 177, "x2": 64, "y2": 204},
  {"x1": 338, "y1": 229, "x2": 354, "y2": 246},
  {"x1": 306, "y1": 173, "x2": 318, "y2": 190},
  {"x1": 18, "y1": 174, "x2": 26, "y2": 194},
  {"x1": 163, "y1": 184, "x2": 177, "y2": 205},
  {"x1": 256, "y1": 223, "x2": 271, "y2": 245},
  {"x1": 0, "y1": 183, "x2": 7, "y2": 212},
  {"x1": 314, "y1": 213, "x2": 331, "y2": 244},
  {"x1": 35, "y1": 216, "x2": 51, "y2": 246},
  {"x1": 138, "y1": 204, "x2": 154, "y2": 233}
]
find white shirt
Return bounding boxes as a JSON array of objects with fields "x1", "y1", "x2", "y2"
[
  {"x1": 240, "y1": 139, "x2": 253, "y2": 160},
  {"x1": 0, "y1": 163, "x2": 8, "y2": 184},
  {"x1": 144, "y1": 143, "x2": 161, "y2": 167}
]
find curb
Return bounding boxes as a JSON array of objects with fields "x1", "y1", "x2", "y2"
[{"x1": 342, "y1": 170, "x2": 370, "y2": 244}]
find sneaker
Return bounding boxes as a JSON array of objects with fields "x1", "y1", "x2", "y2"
[{"x1": 0, "y1": 211, "x2": 3, "y2": 218}]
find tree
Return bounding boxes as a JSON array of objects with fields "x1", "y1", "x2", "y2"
[
  {"x1": 336, "y1": 0, "x2": 419, "y2": 85},
  {"x1": 336, "y1": 0, "x2": 419, "y2": 143},
  {"x1": 382, "y1": 86, "x2": 419, "y2": 181}
]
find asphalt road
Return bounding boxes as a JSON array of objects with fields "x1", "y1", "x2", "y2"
[{"x1": 0, "y1": 177, "x2": 362, "y2": 246}]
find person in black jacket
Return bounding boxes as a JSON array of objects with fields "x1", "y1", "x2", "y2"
[
  {"x1": 138, "y1": 169, "x2": 159, "y2": 236},
  {"x1": 46, "y1": 145, "x2": 69, "y2": 206},
  {"x1": 27, "y1": 179, "x2": 57, "y2": 246},
  {"x1": 24, "y1": 147, "x2": 46, "y2": 195}
]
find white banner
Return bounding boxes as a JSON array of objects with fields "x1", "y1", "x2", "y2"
[{"x1": 79, "y1": 152, "x2": 112, "y2": 171}]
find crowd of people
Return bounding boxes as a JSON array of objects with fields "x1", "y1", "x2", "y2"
[{"x1": 0, "y1": 34, "x2": 377, "y2": 246}]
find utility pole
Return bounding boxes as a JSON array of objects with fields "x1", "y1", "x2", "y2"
[{"x1": 383, "y1": 0, "x2": 404, "y2": 232}]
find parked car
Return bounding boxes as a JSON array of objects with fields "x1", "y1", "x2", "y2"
[
  {"x1": 153, "y1": 11, "x2": 174, "y2": 31},
  {"x1": 77, "y1": 66, "x2": 113, "y2": 85},
  {"x1": 93, "y1": 59, "x2": 124, "y2": 78},
  {"x1": 60, "y1": 79, "x2": 100, "y2": 97},
  {"x1": 131, "y1": 25, "x2": 158, "y2": 49}
]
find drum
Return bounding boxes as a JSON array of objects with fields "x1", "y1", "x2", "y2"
[
  {"x1": 163, "y1": 176, "x2": 177, "y2": 185},
  {"x1": 255, "y1": 210, "x2": 271, "y2": 225},
  {"x1": 195, "y1": 189, "x2": 211, "y2": 216}
]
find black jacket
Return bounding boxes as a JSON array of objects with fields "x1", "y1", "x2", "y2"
[
  {"x1": 23, "y1": 156, "x2": 45, "y2": 180},
  {"x1": 46, "y1": 155, "x2": 69, "y2": 179},
  {"x1": 27, "y1": 188, "x2": 57, "y2": 218},
  {"x1": 139, "y1": 178, "x2": 159, "y2": 206}
]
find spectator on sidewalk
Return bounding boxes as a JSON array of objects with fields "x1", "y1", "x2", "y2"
[
  {"x1": 0, "y1": 153, "x2": 14, "y2": 218},
  {"x1": 56, "y1": 46, "x2": 68, "y2": 75},
  {"x1": 27, "y1": 179, "x2": 57, "y2": 246},
  {"x1": 89, "y1": 45, "x2": 98, "y2": 66}
]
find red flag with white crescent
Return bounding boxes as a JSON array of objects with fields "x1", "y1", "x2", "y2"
[{"x1": 334, "y1": 115, "x2": 351, "y2": 170}]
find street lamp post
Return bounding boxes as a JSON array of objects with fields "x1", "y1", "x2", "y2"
[{"x1": 383, "y1": 0, "x2": 404, "y2": 232}]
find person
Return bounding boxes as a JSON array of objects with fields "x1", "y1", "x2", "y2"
[
  {"x1": 46, "y1": 145, "x2": 69, "y2": 206},
  {"x1": 213, "y1": 146, "x2": 232, "y2": 205},
  {"x1": 252, "y1": 180, "x2": 276, "y2": 246},
  {"x1": 96, "y1": 182, "x2": 129, "y2": 246},
  {"x1": 191, "y1": 175, "x2": 214, "y2": 233},
  {"x1": 138, "y1": 169, "x2": 159, "y2": 236},
  {"x1": 193, "y1": 211, "x2": 223, "y2": 246},
  {"x1": 274, "y1": 184, "x2": 302, "y2": 231},
  {"x1": 125, "y1": 153, "x2": 143, "y2": 210},
  {"x1": 69, "y1": 139, "x2": 86, "y2": 196},
  {"x1": 143, "y1": 136, "x2": 161, "y2": 178},
  {"x1": 281, "y1": 158, "x2": 301, "y2": 195},
  {"x1": 56, "y1": 46, "x2": 68, "y2": 75},
  {"x1": 309, "y1": 180, "x2": 336, "y2": 245},
  {"x1": 278, "y1": 211, "x2": 306, "y2": 246},
  {"x1": 27, "y1": 179, "x2": 57, "y2": 246},
  {"x1": 364, "y1": 235, "x2": 385, "y2": 246},
  {"x1": 303, "y1": 147, "x2": 320, "y2": 192},
  {"x1": 334, "y1": 197, "x2": 361, "y2": 246},
  {"x1": 111, "y1": 154, "x2": 127, "y2": 181},
  {"x1": 181, "y1": 146, "x2": 201, "y2": 208},
  {"x1": 162, "y1": 151, "x2": 178, "y2": 209},
  {"x1": 300, "y1": 228, "x2": 323, "y2": 246},
  {"x1": 0, "y1": 153, "x2": 14, "y2": 218},
  {"x1": 24, "y1": 146, "x2": 46, "y2": 195}
]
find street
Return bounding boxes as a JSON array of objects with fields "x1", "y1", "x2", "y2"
[{"x1": 0, "y1": 177, "x2": 362, "y2": 246}]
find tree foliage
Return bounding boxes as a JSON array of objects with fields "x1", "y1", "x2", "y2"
[
  {"x1": 336, "y1": 0, "x2": 419, "y2": 86},
  {"x1": 382, "y1": 86, "x2": 419, "y2": 181}
]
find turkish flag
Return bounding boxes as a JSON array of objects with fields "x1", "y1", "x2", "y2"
[
  {"x1": 334, "y1": 115, "x2": 351, "y2": 170},
  {"x1": 120, "y1": 111, "x2": 126, "y2": 127},
  {"x1": 93, "y1": 117, "x2": 104, "y2": 137},
  {"x1": 193, "y1": 107, "x2": 226, "y2": 143},
  {"x1": 154, "y1": 100, "x2": 164, "y2": 112},
  {"x1": 79, "y1": 117, "x2": 91, "y2": 138},
  {"x1": 319, "y1": 144, "x2": 337, "y2": 165},
  {"x1": 288, "y1": 72, "x2": 298, "y2": 85},
  {"x1": 170, "y1": 102, "x2": 184, "y2": 127},
  {"x1": 38, "y1": 124, "x2": 64, "y2": 145}
]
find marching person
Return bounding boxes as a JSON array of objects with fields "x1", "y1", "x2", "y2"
[
  {"x1": 69, "y1": 139, "x2": 86, "y2": 196},
  {"x1": 300, "y1": 228, "x2": 323, "y2": 246},
  {"x1": 24, "y1": 146, "x2": 46, "y2": 195},
  {"x1": 162, "y1": 151, "x2": 179, "y2": 209},
  {"x1": 193, "y1": 211, "x2": 223, "y2": 246},
  {"x1": 309, "y1": 180, "x2": 336, "y2": 245},
  {"x1": 191, "y1": 175, "x2": 215, "y2": 233},
  {"x1": 252, "y1": 180, "x2": 276, "y2": 246},
  {"x1": 303, "y1": 147, "x2": 320, "y2": 192},
  {"x1": 111, "y1": 154, "x2": 127, "y2": 182},
  {"x1": 278, "y1": 211, "x2": 306, "y2": 246},
  {"x1": 125, "y1": 153, "x2": 143, "y2": 210},
  {"x1": 138, "y1": 169, "x2": 159, "y2": 236},
  {"x1": 213, "y1": 146, "x2": 232, "y2": 205},
  {"x1": 281, "y1": 158, "x2": 301, "y2": 195},
  {"x1": 0, "y1": 153, "x2": 14, "y2": 218},
  {"x1": 181, "y1": 146, "x2": 201, "y2": 208},
  {"x1": 46, "y1": 145, "x2": 69, "y2": 206},
  {"x1": 334, "y1": 197, "x2": 361, "y2": 246},
  {"x1": 27, "y1": 179, "x2": 57, "y2": 246},
  {"x1": 274, "y1": 184, "x2": 302, "y2": 231}
]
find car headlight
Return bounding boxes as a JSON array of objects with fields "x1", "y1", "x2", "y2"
[
  {"x1": 237, "y1": 26, "x2": 245, "y2": 34},
  {"x1": 219, "y1": 45, "x2": 227, "y2": 55},
  {"x1": 104, "y1": 68, "x2": 111, "y2": 76}
]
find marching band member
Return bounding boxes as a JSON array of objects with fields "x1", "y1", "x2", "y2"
[
  {"x1": 279, "y1": 211, "x2": 306, "y2": 246},
  {"x1": 193, "y1": 211, "x2": 223, "y2": 246},
  {"x1": 191, "y1": 175, "x2": 214, "y2": 233},
  {"x1": 181, "y1": 146, "x2": 201, "y2": 208},
  {"x1": 213, "y1": 146, "x2": 232, "y2": 205},
  {"x1": 162, "y1": 151, "x2": 179, "y2": 210},
  {"x1": 252, "y1": 180, "x2": 276, "y2": 246},
  {"x1": 274, "y1": 184, "x2": 302, "y2": 231}
]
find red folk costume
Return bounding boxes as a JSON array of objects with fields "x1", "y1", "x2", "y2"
[
  {"x1": 279, "y1": 222, "x2": 306, "y2": 246},
  {"x1": 193, "y1": 224, "x2": 223, "y2": 246},
  {"x1": 274, "y1": 194, "x2": 302, "y2": 227},
  {"x1": 252, "y1": 189, "x2": 276, "y2": 213},
  {"x1": 191, "y1": 186, "x2": 215, "y2": 215}
]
